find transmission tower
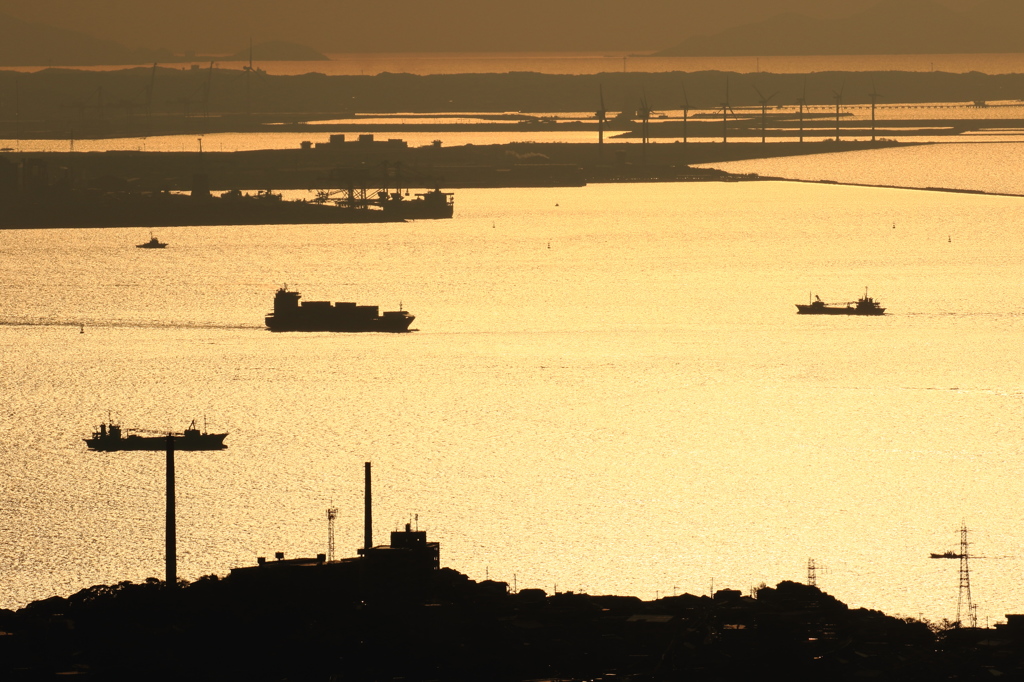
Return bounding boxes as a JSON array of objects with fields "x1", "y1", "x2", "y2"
[
  {"x1": 807, "y1": 558, "x2": 818, "y2": 587},
  {"x1": 957, "y1": 522, "x2": 977, "y2": 628},
  {"x1": 327, "y1": 506, "x2": 338, "y2": 563}
]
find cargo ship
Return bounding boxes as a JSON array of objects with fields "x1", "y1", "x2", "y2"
[
  {"x1": 85, "y1": 419, "x2": 228, "y2": 451},
  {"x1": 265, "y1": 287, "x2": 415, "y2": 332},
  {"x1": 0, "y1": 162, "x2": 454, "y2": 228},
  {"x1": 796, "y1": 289, "x2": 886, "y2": 316},
  {"x1": 2, "y1": 189, "x2": 400, "y2": 229}
]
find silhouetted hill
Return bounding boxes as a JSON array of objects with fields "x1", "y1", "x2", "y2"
[
  {"x1": 0, "y1": 14, "x2": 330, "y2": 67},
  {"x1": 658, "y1": 0, "x2": 1024, "y2": 56},
  {"x1": 0, "y1": 572, "x2": 988, "y2": 681},
  {"x1": 224, "y1": 41, "x2": 329, "y2": 62},
  {"x1": 0, "y1": 11, "x2": 180, "y2": 66}
]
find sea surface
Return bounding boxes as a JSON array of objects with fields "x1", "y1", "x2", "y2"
[{"x1": 2, "y1": 172, "x2": 1023, "y2": 625}]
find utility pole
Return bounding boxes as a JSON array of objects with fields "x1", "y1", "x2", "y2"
[
  {"x1": 165, "y1": 434, "x2": 176, "y2": 588},
  {"x1": 364, "y1": 462, "x2": 372, "y2": 550}
]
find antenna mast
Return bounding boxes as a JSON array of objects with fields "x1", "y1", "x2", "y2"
[{"x1": 807, "y1": 558, "x2": 818, "y2": 587}]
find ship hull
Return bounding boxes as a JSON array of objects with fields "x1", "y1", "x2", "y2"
[
  {"x1": 796, "y1": 305, "x2": 885, "y2": 315},
  {"x1": 84, "y1": 433, "x2": 228, "y2": 451},
  {"x1": 265, "y1": 314, "x2": 415, "y2": 333}
]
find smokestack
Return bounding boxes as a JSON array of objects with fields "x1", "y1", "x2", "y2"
[{"x1": 364, "y1": 461, "x2": 372, "y2": 550}]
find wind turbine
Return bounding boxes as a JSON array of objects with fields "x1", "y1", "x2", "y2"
[
  {"x1": 639, "y1": 93, "x2": 651, "y2": 163},
  {"x1": 796, "y1": 78, "x2": 807, "y2": 143},
  {"x1": 868, "y1": 82, "x2": 883, "y2": 142},
  {"x1": 596, "y1": 85, "x2": 607, "y2": 157},
  {"x1": 832, "y1": 82, "x2": 845, "y2": 142},
  {"x1": 681, "y1": 81, "x2": 691, "y2": 146},
  {"x1": 202, "y1": 61, "x2": 214, "y2": 121},
  {"x1": 719, "y1": 78, "x2": 736, "y2": 144},
  {"x1": 145, "y1": 62, "x2": 157, "y2": 127},
  {"x1": 753, "y1": 85, "x2": 777, "y2": 144},
  {"x1": 244, "y1": 38, "x2": 255, "y2": 117}
]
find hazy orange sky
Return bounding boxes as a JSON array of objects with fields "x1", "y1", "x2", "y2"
[{"x1": 0, "y1": 0, "x2": 989, "y2": 54}]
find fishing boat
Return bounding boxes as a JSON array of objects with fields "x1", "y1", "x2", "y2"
[
  {"x1": 796, "y1": 288, "x2": 885, "y2": 315},
  {"x1": 137, "y1": 234, "x2": 167, "y2": 249}
]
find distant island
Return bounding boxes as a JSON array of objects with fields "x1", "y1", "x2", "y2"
[{"x1": 223, "y1": 41, "x2": 329, "y2": 63}]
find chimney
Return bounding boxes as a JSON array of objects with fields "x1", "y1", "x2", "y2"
[{"x1": 364, "y1": 461, "x2": 372, "y2": 550}]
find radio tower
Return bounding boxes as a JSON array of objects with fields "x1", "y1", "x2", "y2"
[
  {"x1": 327, "y1": 506, "x2": 338, "y2": 563},
  {"x1": 957, "y1": 522, "x2": 977, "y2": 628},
  {"x1": 807, "y1": 558, "x2": 818, "y2": 587}
]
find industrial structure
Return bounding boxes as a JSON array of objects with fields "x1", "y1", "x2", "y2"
[{"x1": 230, "y1": 462, "x2": 441, "y2": 585}]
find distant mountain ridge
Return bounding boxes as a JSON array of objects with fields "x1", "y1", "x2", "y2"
[
  {"x1": 0, "y1": 12, "x2": 154, "y2": 66},
  {"x1": 0, "y1": 13, "x2": 327, "y2": 66},
  {"x1": 658, "y1": 0, "x2": 1024, "y2": 56}
]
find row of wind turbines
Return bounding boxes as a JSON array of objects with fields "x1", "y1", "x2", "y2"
[{"x1": 595, "y1": 80, "x2": 886, "y2": 146}]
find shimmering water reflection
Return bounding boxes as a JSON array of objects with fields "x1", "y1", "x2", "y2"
[{"x1": 1, "y1": 181, "x2": 1023, "y2": 625}]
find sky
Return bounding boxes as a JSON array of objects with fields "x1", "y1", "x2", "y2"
[{"x1": 0, "y1": 0, "x2": 987, "y2": 55}]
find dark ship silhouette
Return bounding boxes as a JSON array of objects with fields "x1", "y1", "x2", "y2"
[
  {"x1": 378, "y1": 188, "x2": 454, "y2": 219},
  {"x1": 84, "y1": 419, "x2": 228, "y2": 451},
  {"x1": 265, "y1": 287, "x2": 415, "y2": 332},
  {"x1": 796, "y1": 289, "x2": 886, "y2": 315},
  {"x1": 136, "y1": 234, "x2": 167, "y2": 248}
]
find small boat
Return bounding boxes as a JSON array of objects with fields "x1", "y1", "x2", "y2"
[
  {"x1": 136, "y1": 235, "x2": 167, "y2": 249},
  {"x1": 796, "y1": 288, "x2": 885, "y2": 316}
]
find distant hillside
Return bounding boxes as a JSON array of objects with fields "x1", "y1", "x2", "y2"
[
  {"x1": 224, "y1": 41, "x2": 329, "y2": 63},
  {"x1": 0, "y1": 12, "x2": 152, "y2": 66},
  {"x1": 0, "y1": 14, "x2": 327, "y2": 67},
  {"x1": 658, "y1": 0, "x2": 1024, "y2": 56}
]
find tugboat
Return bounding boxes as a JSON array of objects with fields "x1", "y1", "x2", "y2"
[
  {"x1": 85, "y1": 419, "x2": 228, "y2": 451},
  {"x1": 377, "y1": 188, "x2": 454, "y2": 219},
  {"x1": 796, "y1": 288, "x2": 886, "y2": 315},
  {"x1": 265, "y1": 286, "x2": 415, "y2": 332},
  {"x1": 136, "y1": 234, "x2": 167, "y2": 249}
]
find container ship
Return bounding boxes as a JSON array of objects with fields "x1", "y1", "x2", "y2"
[{"x1": 265, "y1": 287, "x2": 415, "y2": 332}]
